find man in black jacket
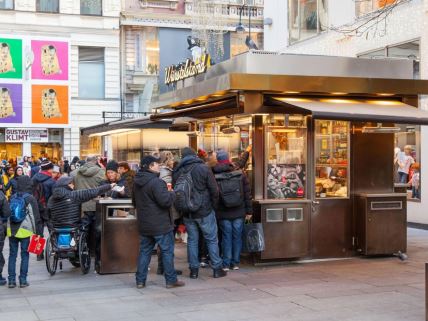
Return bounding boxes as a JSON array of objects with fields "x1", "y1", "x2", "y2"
[
  {"x1": 133, "y1": 155, "x2": 184, "y2": 289},
  {"x1": 0, "y1": 190, "x2": 10, "y2": 285},
  {"x1": 173, "y1": 147, "x2": 226, "y2": 279}
]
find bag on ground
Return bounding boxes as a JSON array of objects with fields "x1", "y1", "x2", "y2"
[{"x1": 242, "y1": 221, "x2": 265, "y2": 253}]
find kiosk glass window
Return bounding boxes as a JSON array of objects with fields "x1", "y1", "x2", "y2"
[
  {"x1": 266, "y1": 115, "x2": 307, "y2": 199},
  {"x1": 315, "y1": 120, "x2": 350, "y2": 198}
]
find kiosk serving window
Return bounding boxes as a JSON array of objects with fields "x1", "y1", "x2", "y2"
[
  {"x1": 315, "y1": 120, "x2": 350, "y2": 198},
  {"x1": 266, "y1": 115, "x2": 307, "y2": 199}
]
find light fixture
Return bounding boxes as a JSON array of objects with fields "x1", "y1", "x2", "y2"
[
  {"x1": 362, "y1": 124, "x2": 401, "y2": 133},
  {"x1": 366, "y1": 100, "x2": 402, "y2": 106},
  {"x1": 235, "y1": 22, "x2": 245, "y2": 33},
  {"x1": 283, "y1": 91, "x2": 300, "y2": 94},
  {"x1": 330, "y1": 92, "x2": 348, "y2": 95},
  {"x1": 376, "y1": 93, "x2": 395, "y2": 97}
]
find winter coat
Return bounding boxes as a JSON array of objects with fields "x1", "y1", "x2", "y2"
[
  {"x1": 73, "y1": 162, "x2": 106, "y2": 212},
  {"x1": 47, "y1": 182, "x2": 111, "y2": 229},
  {"x1": 132, "y1": 169, "x2": 175, "y2": 236},
  {"x1": 212, "y1": 163, "x2": 253, "y2": 220},
  {"x1": 159, "y1": 165, "x2": 180, "y2": 220},
  {"x1": 4, "y1": 176, "x2": 18, "y2": 196},
  {"x1": 121, "y1": 170, "x2": 135, "y2": 198},
  {"x1": 172, "y1": 155, "x2": 219, "y2": 219},
  {"x1": 101, "y1": 177, "x2": 126, "y2": 199},
  {"x1": 32, "y1": 172, "x2": 55, "y2": 229},
  {"x1": 2, "y1": 174, "x2": 12, "y2": 199},
  {"x1": 233, "y1": 151, "x2": 250, "y2": 170},
  {"x1": 7, "y1": 193, "x2": 40, "y2": 239},
  {"x1": 0, "y1": 192, "x2": 10, "y2": 224}
]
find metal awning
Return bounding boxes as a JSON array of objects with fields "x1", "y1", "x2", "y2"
[{"x1": 269, "y1": 97, "x2": 428, "y2": 125}]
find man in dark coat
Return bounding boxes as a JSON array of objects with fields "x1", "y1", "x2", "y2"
[
  {"x1": 213, "y1": 150, "x2": 253, "y2": 271},
  {"x1": 0, "y1": 189, "x2": 10, "y2": 285},
  {"x1": 173, "y1": 147, "x2": 226, "y2": 279},
  {"x1": 133, "y1": 155, "x2": 184, "y2": 289}
]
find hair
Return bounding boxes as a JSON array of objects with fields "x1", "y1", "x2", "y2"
[
  {"x1": 404, "y1": 145, "x2": 413, "y2": 151},
  {"x1": 118, "y1": 162, "x2": 130, "y2": 171},
  {"x1": 14, "y1": 166, "x2": 23, "y2": 177},
  {"x1": 412, "y1": 162, "x2": 420, "y2": 171}
]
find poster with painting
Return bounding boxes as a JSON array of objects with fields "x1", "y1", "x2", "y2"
[
  {"x1": 0, "y1": 84, "x2": 22, "y2": 123},
  {"x1": 31, "y1": 40, "x2": 68, "y2": 80},
  {"x1": 0, "y1": 38, "x2": 22, "y2": 79},
  {"x1": 267, "y1": 164, "x2": 306, "y2": 199},
  {"x1": 32, "y1": 85, "x2": 68, "y2": 124}
]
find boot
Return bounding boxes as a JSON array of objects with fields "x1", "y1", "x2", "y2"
[
  {"x1": 189, "y1": 268, "x2": 199, "y2": 279},
  {"x1": 37, "y1": 252, "x2": 44, "y2": 261},
  {"x1": 213, "y1": 268, "x2": 227, "y2": 278},
  {"x1": 166, "y1": 280, "x2": 185, "y2": 289}
]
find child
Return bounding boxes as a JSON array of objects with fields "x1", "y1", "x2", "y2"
[
  {"x1": 397, "y1": 145, "x2": 415, "y2": 184},
  {"x1": 410, "y1": 162, "x2": 420, "y2": 199}
]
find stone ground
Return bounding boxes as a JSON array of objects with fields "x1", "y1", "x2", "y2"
[{"x1": 0, "y1": 228, "x2": 426, "y2": 321}]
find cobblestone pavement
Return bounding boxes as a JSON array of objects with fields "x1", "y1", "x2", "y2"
[{"x1": 0, "y1": 228, "x2": 426, "y2": 321}]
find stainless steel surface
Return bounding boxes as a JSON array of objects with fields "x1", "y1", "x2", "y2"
[
  {"x1": 96, "y1": 200, "x2": 139, "y2": 274},
  {"x1": 355, "y1": 193, "x2": 407, "y2": 198}
]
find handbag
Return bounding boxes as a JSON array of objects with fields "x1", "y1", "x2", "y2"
[
  {"x1": 241, "y1": 219, "x2": 265, "y2": 253},
  {"x1": 27, "y1": 234, "x2": 46, "y2": 255}
]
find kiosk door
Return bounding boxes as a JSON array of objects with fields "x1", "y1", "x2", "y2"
[{"x1": 311, "y1": 120, "x2": 353, "y2": 258}]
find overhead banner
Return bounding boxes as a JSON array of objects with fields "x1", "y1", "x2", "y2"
[{"x1": 5, "y1": 128, "x2": 48, "y2": 142}]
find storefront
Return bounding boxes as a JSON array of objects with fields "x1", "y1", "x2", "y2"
[{"x1": 150, "y1": 52, "x2": 428, "y2": 261}]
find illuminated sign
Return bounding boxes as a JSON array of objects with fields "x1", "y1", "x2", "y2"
[{"x1": 164, "y1": 54, "x2": 210, "y2": 85}]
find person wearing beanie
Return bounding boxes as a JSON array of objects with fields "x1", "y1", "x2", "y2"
[
  {"x1": 212, "y1": 150, "x2": 253, "y2": 271},
  {"x1": 31, "y1": 159, "x2": 56, "y2": 260},
  {"x1": 133, "y1": 155, "x2": 184, "y2": 289},
  {"x1": 102, "y1": 160, "x2": 126, "y2": 199},
  {"x1": 173, "y1": 147, "x2": 226, "y2": 279},
  {"x1": 7, "y1": 175, "x2": 40, "y2": 288},
  {"x1": 52, "y1": 165, "x2": 61, "y2": 181}
]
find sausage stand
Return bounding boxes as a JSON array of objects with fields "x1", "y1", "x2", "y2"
[{"x1": 150, "y1": 52, "x2": 428, "y2": 261}]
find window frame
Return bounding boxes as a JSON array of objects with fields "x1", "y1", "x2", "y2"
[
  {"x1": 80, "y1": 0, "x2": 103, "y2": 16},
  {"x1": 0, "y1": 0, "x2": 14, "y2": 10},
  {"x1": 36, "y1": 0, "x2": 59, "y2": 13},
  {"x1": 78, "y1": 46, "x2": 105, "y2": 100}
]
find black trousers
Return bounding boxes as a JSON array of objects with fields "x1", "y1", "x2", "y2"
[
  {"x1": 0, "y1": 223, "x2": 5, "y2": 276},
  {"x1": 82, "y1": 211, "x2": 100, "y2": 264}
]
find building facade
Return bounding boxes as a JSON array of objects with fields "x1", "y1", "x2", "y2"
[
  {"x1": 120, "y1": 0, "x2": 264, "y2": 114},
  {"x1": 263, "y1": 0, "x2": 428, "y2": 224},
  {"x1": 0, "y1": 0, "x2": 121, "y2": 161}
]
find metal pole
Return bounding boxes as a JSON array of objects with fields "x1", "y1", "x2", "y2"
[{"x1": 426, "y1": 263, "x2": 428, "y2": 321}]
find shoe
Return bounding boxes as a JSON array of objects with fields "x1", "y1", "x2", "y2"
[
  {"x1": 37, "y1": 253, "x2": 44, "y2": 261},
  {"x1": 231, "y1": 264, "x2": 240, "y2": 271},
  {"x1": 8, "y1": 281, "x2": 16, "y2": 288},
  {"x1": 166, "y1": 280, "x2": 185, "y2": 289},
  {"x1": 189, "y1": 268, "x2": 199, "y2": 279},
  {"x1": 199, "y1": 257, "x2": 209, "y2": 268},
  {"x1": 136, "y1": 283, "x2": 145, "y2": 289},
  {"x1": 175, "y1": 269, "x2": 183, "y2": 276},
  {"x1": 222, "y1": 267, "x2": 229, "y2": 272},
  {"x1": 213, "y1": 268, "x2": 227, "y2": 278},
  {"x1": 19, "y1": 281, "x2": 29, "y2": 288}
]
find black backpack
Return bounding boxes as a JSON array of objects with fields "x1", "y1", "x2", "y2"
[
  {"x1": 33, "y1": 181, "x2": 47, "y2": 210},
  {"x1": 174, "y1": 164, "x2": 203, "y2": 213},
  {"x1": 215, "y1": 170, "x2": 244, "y2": 208}
]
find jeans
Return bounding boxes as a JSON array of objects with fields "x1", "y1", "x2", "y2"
[
  {"x1": 0, "y1": 224, "x2": 5, "y2": 276},
  {"x1": 184, "y1": 211, "x2": 222, "y2": 270},
  {"x1": 412, "y1": 186, "x2": 420, "y2": 199},
  {"x1": 398, "y1": 172, "x2": 408, "y2": 184},
  {"x1": 8, "y1": 237, "x2": 30, "y2": 283},
  {"x1": 219, "y1": 218, "x2": 244, "y2": 267},
  {"x1": 136, "y1": 231, "x2": 177, "y2": 285}
]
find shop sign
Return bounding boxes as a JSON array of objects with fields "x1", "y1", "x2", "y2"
[
  {"x1": 5, "y1": 128, "x2": 48, "y2": 142},
  {"x1": 164, "y1": 54, "x2": 210, "y2": 85}
]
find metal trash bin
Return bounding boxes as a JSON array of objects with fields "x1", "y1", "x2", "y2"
[{"x1": 96, "y1": 199, "x2": 139, "y2": 274}]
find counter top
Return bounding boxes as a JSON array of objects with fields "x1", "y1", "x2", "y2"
[
  {"x1": 254, "y1": 199, "x2": 312, "y2": 204},
  {"x1": 355, "y1": 193, "x2": 407, "y2": 198}
]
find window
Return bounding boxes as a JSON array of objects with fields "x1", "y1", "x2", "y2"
[
  {"x1": 315, "y1": 120, "x2": 350, "y2": 198},
  {"x1": 356, "y1": 0, "x2": 395, "y2": 17},
  {"x1": 78, "y1": 47, "x2": 105, "y2": 99},
  {"x1": 36, "y1": 0, "x2": 59, "y2": 13},
  {"x1": 81, "y1": 0, "x2": 102, "y2": 15},
  {"x1": 266, "y1": 115, "x2": 307, "y2": 199},
  {"x1": 289, "y1": 0, "x2": 328, "y2": 44},
  {"x1": 0, "y1": 0, "x2": 13, "y2": 9}
]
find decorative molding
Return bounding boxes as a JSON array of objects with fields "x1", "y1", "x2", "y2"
[{"x1": 139, "y1": 0, "x2": 179, "y2": 10}]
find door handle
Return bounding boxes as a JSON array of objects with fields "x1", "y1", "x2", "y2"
[{"x1": 312, "y1": 200, "x2": 320, "y2": 205}]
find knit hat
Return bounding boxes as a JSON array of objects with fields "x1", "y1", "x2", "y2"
[
  {"x1": 40, "y1": 160, "x2": 54, "y2": 171},
  {"x1": 181, "y1": 147, "x2": 196, "y2": 158},
  {"x1": 216, "y1": 150, "x2": 229, "y2": 162},
  {"x1": 106, "y1": 160, "x2": 119, "y2": 172},
  {"x1": 16, "y1": 175, "x2": 33, "y2": 193},
  {"x1": 197, "y1": 149, "x2": 207, "y2": 159},
  {"x1": 141, "y1": 155, "x2": 160, "y2": 169}
]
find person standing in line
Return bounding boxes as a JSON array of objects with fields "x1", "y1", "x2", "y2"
[
  {"x1": 173, "y1": 147, "x2": 226, "y2": 279},
  {"x1": 118, "y1": 162, "x2": 136, "y2": 198},
  {"x1": 397, "y1": 145, "x2": 415, "y2": 184},
  {"x1": 213, "y1": 150, "x2": 252, "y2": 271},
  {"x1": 7, "y1": 175, "x2": 41, "y2": 288},
  {"x1": 0, "y1": 188, "x2": 10, "y2": 286},
  {"x1": 133, "y1": 155, "x2": 184, "y2": 289}
]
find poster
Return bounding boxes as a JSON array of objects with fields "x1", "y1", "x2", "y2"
[
  {"x1": 32, "y1": 85, "x2": 68, "y2": 124},
  {"x1": 0, "y1": 83, "x2": 22, "y2": 123},
  {"x1": 0, "y1": 38, "x2": 22, "y2": 79},
  {"x1": 267, "y1": 164, "x2": 306, "y2": 199},
  {"x1": 31, "y1": 40, "x2": 68, "y2": 80}
]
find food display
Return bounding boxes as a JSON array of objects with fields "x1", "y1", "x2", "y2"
[{"x1": 315, "y1": 120, "x2": 349, "y2": 198}]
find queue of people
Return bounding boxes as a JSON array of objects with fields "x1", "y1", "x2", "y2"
[{"x1": 0, "y1": 146, "x2": 252, "y2": 290}]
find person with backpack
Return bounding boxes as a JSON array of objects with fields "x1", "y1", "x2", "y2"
[
  {"x1": 172, "y1": 147, "x2": 226, "y2": 279},
  {"x1": 133, "y1": 155, "x2": 184, "y2": 289},
  {"x1": 7, "y1": 175, "x2": 41, "y2": 288},
  {"x1": 31, "y1": 160, "x2": 56, "y2": 260},
  {"x1": 0, "y1": 189, "x2": 10, "y2": 286},
  {"x1": 213, "y1": 150, "x2": 252, "y2": 271}
]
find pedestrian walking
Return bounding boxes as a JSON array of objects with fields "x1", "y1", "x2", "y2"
[
  {"x1": 7, "y1": 175, "x2": 41, "y2": 288},
  {"x1": 173, "y1": 147, "x2": 226, "y2": 279},
  {"x1": 0, "y1": 189, "x2": 10, "y2": 286},
  {"x1": 133, "y1": 155, "x2": 184, "y2": 289},
  {"x1": 213, "y1": 150, "x2": 252, "y2": 271}
]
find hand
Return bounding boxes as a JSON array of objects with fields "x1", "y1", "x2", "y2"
[
  {"x1": 246, "y1": 145, "x2": 252, "y2": 153},
  {"x1": 110, "y1": 183, "x2": 117, "y2": 189},
  {"x1": 245, "y1": 214, "x2": 252, "y2": 221}
]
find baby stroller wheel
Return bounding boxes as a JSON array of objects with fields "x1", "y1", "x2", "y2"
[
  {"x1": 45, "y1": 236, "x2": 58, "y2": 276},
  {"x1": 79, "y1": 231, "x2": 91, "y2": 274}
]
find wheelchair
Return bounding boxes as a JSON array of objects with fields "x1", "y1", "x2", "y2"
[{"x1": 45, "y1": 226, "x2": 91, "y2": 275}]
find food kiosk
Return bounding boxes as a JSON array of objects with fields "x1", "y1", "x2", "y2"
[{"x1": 150, "y1": 52, "x2": 428, "y2": 261}]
